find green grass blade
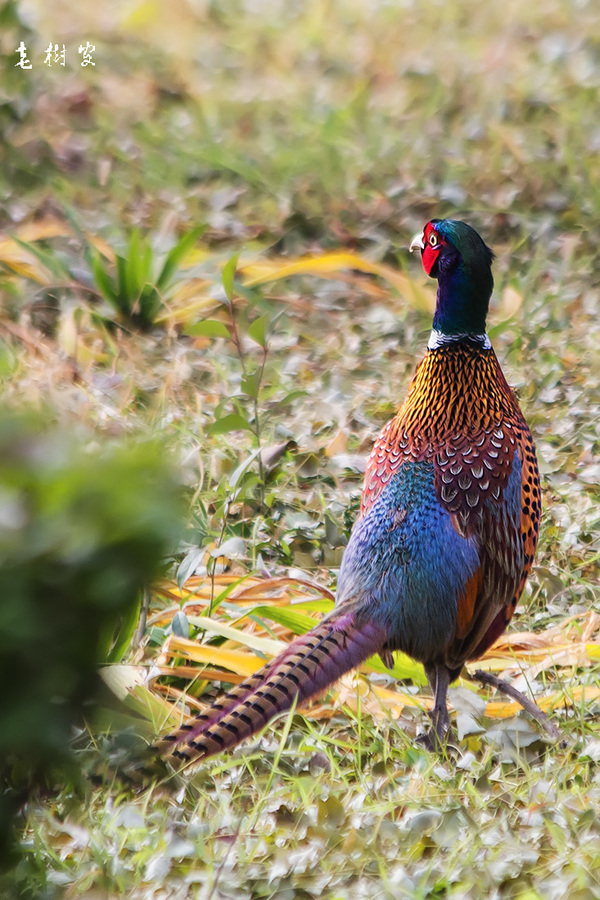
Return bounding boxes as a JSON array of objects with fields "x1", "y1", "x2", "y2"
[
  {"x1": 91, "y1": 251, "x2": 117, "y2": 304},
  {"x1": 156, "y1": 225, "x2": 206, "y2": 291}
]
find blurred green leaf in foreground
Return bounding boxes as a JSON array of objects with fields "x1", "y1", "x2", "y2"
[{"x1": 0, "y1": 410, "x2": 183, "y2": 868}]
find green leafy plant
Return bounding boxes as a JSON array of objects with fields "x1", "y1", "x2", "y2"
[
  {"x1": 187, "y1": 252, "x2": 271, "y2": 462},
  {"x1": 183, "y1": 253, "x2": 279, "y2": 595},
  {"x1": 87, "y1": 226, "x2": 205, "y2": 330}
]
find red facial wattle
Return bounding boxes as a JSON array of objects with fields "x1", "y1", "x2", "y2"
[{"x1": 421, "y1": 222, "x2": 443, "y2": 276}]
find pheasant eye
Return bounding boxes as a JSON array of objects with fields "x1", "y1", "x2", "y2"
[{"x1": 429, "y1": 232, "x2": 438, "y2": 247}]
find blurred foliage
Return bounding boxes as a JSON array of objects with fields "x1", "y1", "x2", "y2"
[{"x1": 0, "y1": 411, "x2": 183, "y2": 869}]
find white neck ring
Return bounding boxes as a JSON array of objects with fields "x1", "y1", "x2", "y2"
[{"x1": 427, "y1": 329, "x2": 491, "y2": 350}]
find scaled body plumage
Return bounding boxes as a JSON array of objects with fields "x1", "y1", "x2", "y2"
[{"x1": 157, "y1": 218, "x2": 541, "y2": 764}]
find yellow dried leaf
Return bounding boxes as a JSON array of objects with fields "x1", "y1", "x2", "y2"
[
  {"x1": 467, "y1": 657, "x2": 514, "y2": 674},
  {"x1": 164, "y1": 634, "x2": 265, "y2": 677},
  {"x1": 499, "y1": 286, "x2": 524, "y2": 319},
  {"x1": 239, "y1": 252, "x2": 435, "y2": 313},
  {"x1": 85, "y1": 234, "x2": 116, "y2": 261},
  {"x1": 0, "y1": 220, "x2": 70, "y2": 282},
  {"x1": 324, "y1": 428, "x2": 349, "y2": 457},
  {"x1": 335, "y1": 673, "x2": 429, "y2": 721},
  {"x1": 157, "y1": 280, "x2": 219, "y2": 324},
  {"x1": 240, "y1": 252, "x2": 370, "y2": 284},
  {"x1": 11, "y1": 219, "x2": 68, "y2": 243},
  {"x1": 0, "y1": 259, "x2": 47, "y2": 282},
  {"x1": 484, "y1": 685, "x2": 600, "y2": 719}
]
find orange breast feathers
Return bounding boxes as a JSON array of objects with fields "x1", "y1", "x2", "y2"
[{"x1": 361, "y1": 344, "x2": 531, "y2": 522}]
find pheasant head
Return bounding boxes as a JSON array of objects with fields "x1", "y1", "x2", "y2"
[{"x1": 410, "y1": 219, "x2": 494, "y2": 341}]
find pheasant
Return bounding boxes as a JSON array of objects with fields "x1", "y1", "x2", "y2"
[{"x1": 158, "y1": 219, "x2": 542, "y2": 764}]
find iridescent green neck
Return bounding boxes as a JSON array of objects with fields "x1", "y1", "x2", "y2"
[{"x1": 431, "y1": 220, "x2": 494, "y2": 336}]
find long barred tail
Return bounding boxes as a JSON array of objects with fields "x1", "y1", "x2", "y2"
[{"x1": 156, "y1": 609, "x2": 386, "y2": 766}]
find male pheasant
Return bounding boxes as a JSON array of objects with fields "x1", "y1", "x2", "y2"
[{"x1": 158, "y1": 219, "x2": 541, "y2": 764}]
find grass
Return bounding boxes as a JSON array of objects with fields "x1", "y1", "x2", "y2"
[{"x1": 1, "y1": 0, "x2": 600, "y2": 896}]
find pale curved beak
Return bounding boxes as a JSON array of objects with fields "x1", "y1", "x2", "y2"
[{"x1": 409, "y1": 231, "x2": 425, "y2": 253}]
